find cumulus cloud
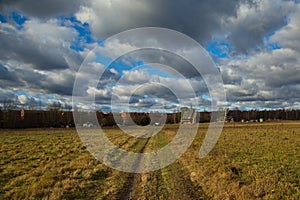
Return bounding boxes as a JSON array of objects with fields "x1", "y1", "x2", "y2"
[
  {"x1": 17, "y1": 95, "x2": 28, "y2": 104},
  {"x1": 270, "y1": 4, "x2": 300, "y2": 52},
  {"x1": 0, "y1": 62, "x2": 19, "y2": 84},
  {"x1": 0, "y1": 0, "x2": 82, "y2": 18},
  {"x1": 223, "y1": 0, "x2": 295, "y2": 53},
  {"x1": 0, "y1": 19, "x2": 82, "y2": 70},
  {"x1": 221, "y1": 46, "x2": 300, "y2": 108},
  {"x1": 74, "y1": 0, "x2": 243, "y2": 40},
  {"x1": 0, "y1": 0, "x2": 299, "y2": 111}
]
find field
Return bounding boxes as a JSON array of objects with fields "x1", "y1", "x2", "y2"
[{"x1": 0, "y1": 122, "x2": 299, "y2": 199}]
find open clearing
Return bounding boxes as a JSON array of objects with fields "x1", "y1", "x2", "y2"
[{"x1": 0, "y1": 121, "x2": 299, "y2": 199}]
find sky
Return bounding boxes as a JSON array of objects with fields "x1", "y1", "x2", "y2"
[{"x1": 0, "y1": 0, "x2": 299, "y2": 112}]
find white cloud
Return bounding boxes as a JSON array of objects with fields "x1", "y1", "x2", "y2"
[
  {"x1": 1, "y1": 0, "x2": 300, "y2": 111},
  {"x1": 223, "y1": 0, "x2": 295, "y2": 52},
  {"x1": 271, "y1": 4, "x2": 300, "y2": 51},
  {"x1": 220, "y1": 46, "x2": 300, "y2": 109},
  {"x1": 121, "y1": 70, "x2": 150, "y2": 84},
  {"x1": 18, "y1": 95, "x2": 28, "y2": 104},
  {"x1": 0, "y1": 18, "x2": 82, "y2": 70}
]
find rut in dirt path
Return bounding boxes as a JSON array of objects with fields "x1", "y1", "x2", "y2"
[
  {"x1": 103, "y1": 127, "x2": 208, "y2": 200},
  {"x1": 114, "y1": 137, "x2": 151, "y2": 200},
  {"x1": 164, "y1": 162, "x2": 208, "y2": 200}
]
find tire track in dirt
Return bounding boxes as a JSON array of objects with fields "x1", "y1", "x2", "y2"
[
  {"x1": 162, "y1": 161, "x2": 207, "y2": 200},
  {"x1": 113, "y1": 137, "x2": 151, "y2": 200},
  {"x1": 94, "y1": 131, "x2": 145, "y2": 199},
  {"x1": 104, "y1": 127, "x2": 208, "y2": 200},
  {"x1": 139, "y1": 168, "x2": 168, "y2": 199},
  {"x1": 159, "y1": 127, "x2": 208, "y2": 200},
  {"x1": 123, "y1": 131, "x2": 169, "y2": 199},
  {"x1": 102, "y1": 133, "x2": 151, "y2": 200}
]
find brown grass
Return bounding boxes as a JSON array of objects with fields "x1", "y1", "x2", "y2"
[{"x1": 0, "y1": 121, "x2": 299, "y2": 199}]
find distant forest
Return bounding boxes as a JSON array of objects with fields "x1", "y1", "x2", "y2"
[{"x1": 0, "y1": 109, "x2": 299, "y2": 129}]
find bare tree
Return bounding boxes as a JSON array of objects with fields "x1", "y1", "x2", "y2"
[{"x1": 2, "y1": 98, "x2": 17, "y2": 110}]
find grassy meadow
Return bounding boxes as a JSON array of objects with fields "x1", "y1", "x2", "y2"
[{"x1": 0, "y1": 121, "x2": 299, "y2": 199}]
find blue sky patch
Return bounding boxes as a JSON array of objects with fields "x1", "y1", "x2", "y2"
[
  {"x1": 10, "y1": 12, "x2": 27, "y2": 26},
  {"x1": 0, "y1": 14, "x2": 7, "y2": 23},
  {"x1": 263, "y1": 31, "x2": 282, "y2": 50},
  {"x1": 57, "y1": 15, "x2": 95, "y2": 51},
  {"x1": 206, "y1": 39, "x2": 231, "y2": 61}
]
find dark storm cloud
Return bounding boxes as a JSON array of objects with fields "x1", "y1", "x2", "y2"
[
  {"x1": 117, "y1": 49, "x2": 201, "y2": 79},
  {"x1": 265, "y1": 69, "x2": 300, "y2": 88},
  {"x1": 41, "y1": 76, "x2": 75, "y2": 96},
  {"x1": 75, "y1": 0, "x2": 245, "y2": 41},
  {"x1": 0, "y1": 21, "x2": 82, "y2": 70},
  {"x1": 0, "y1": 65, "x2": 76, "y2": 96},
  {"x1": 0, "y1": 62, "x2": 18, "y2": 82},
  {"x1": 138, "y1": 0, "x2": 241, "y2": 41},
  {"x1": 1, "y1": 0, "x2": 295, "y2": 52},
  {"x1": 0, "y1": 0, "x2": 246, "y2": 45},
  {"x1": 76, "y1": 0, "x2": 294, "y2": 58},
  {"x1": 0, "y1": 0, "x2": 299, "y2": 110},
  {"x1": 133, "y1": 84, "x2": 178, "y2": 102},
  {"x1": 0, "y1": 0, "x2": 82, "y2": 18},
  {"x1": 224, "y1": 0, "x2": 295, "y2": 53}
]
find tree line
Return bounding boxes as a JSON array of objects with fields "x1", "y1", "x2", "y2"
[{"x1": 0, "y1": 109, "x2": 299, "y2": 129}]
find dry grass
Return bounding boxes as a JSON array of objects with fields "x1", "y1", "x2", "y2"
[
  {"x1": 179, "y1": 122, "x2": 300, "y2": 199},
  {"x1": 0, "y1": 121, "x2": 299, "y2": 199}
]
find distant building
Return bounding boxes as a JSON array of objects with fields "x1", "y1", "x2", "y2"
[
  {"x1": 180, "y1": 107, "x2": 198, "y2": 124},
  {"x1": 120, "y1": 112, "x2": 134, "y2": 125},
  {"x1": 225, "y1": 108, "x2": 234, "y2": 123},
  {"x1": 121, "y1": 112, "x2": 127, "y2": 125}
]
